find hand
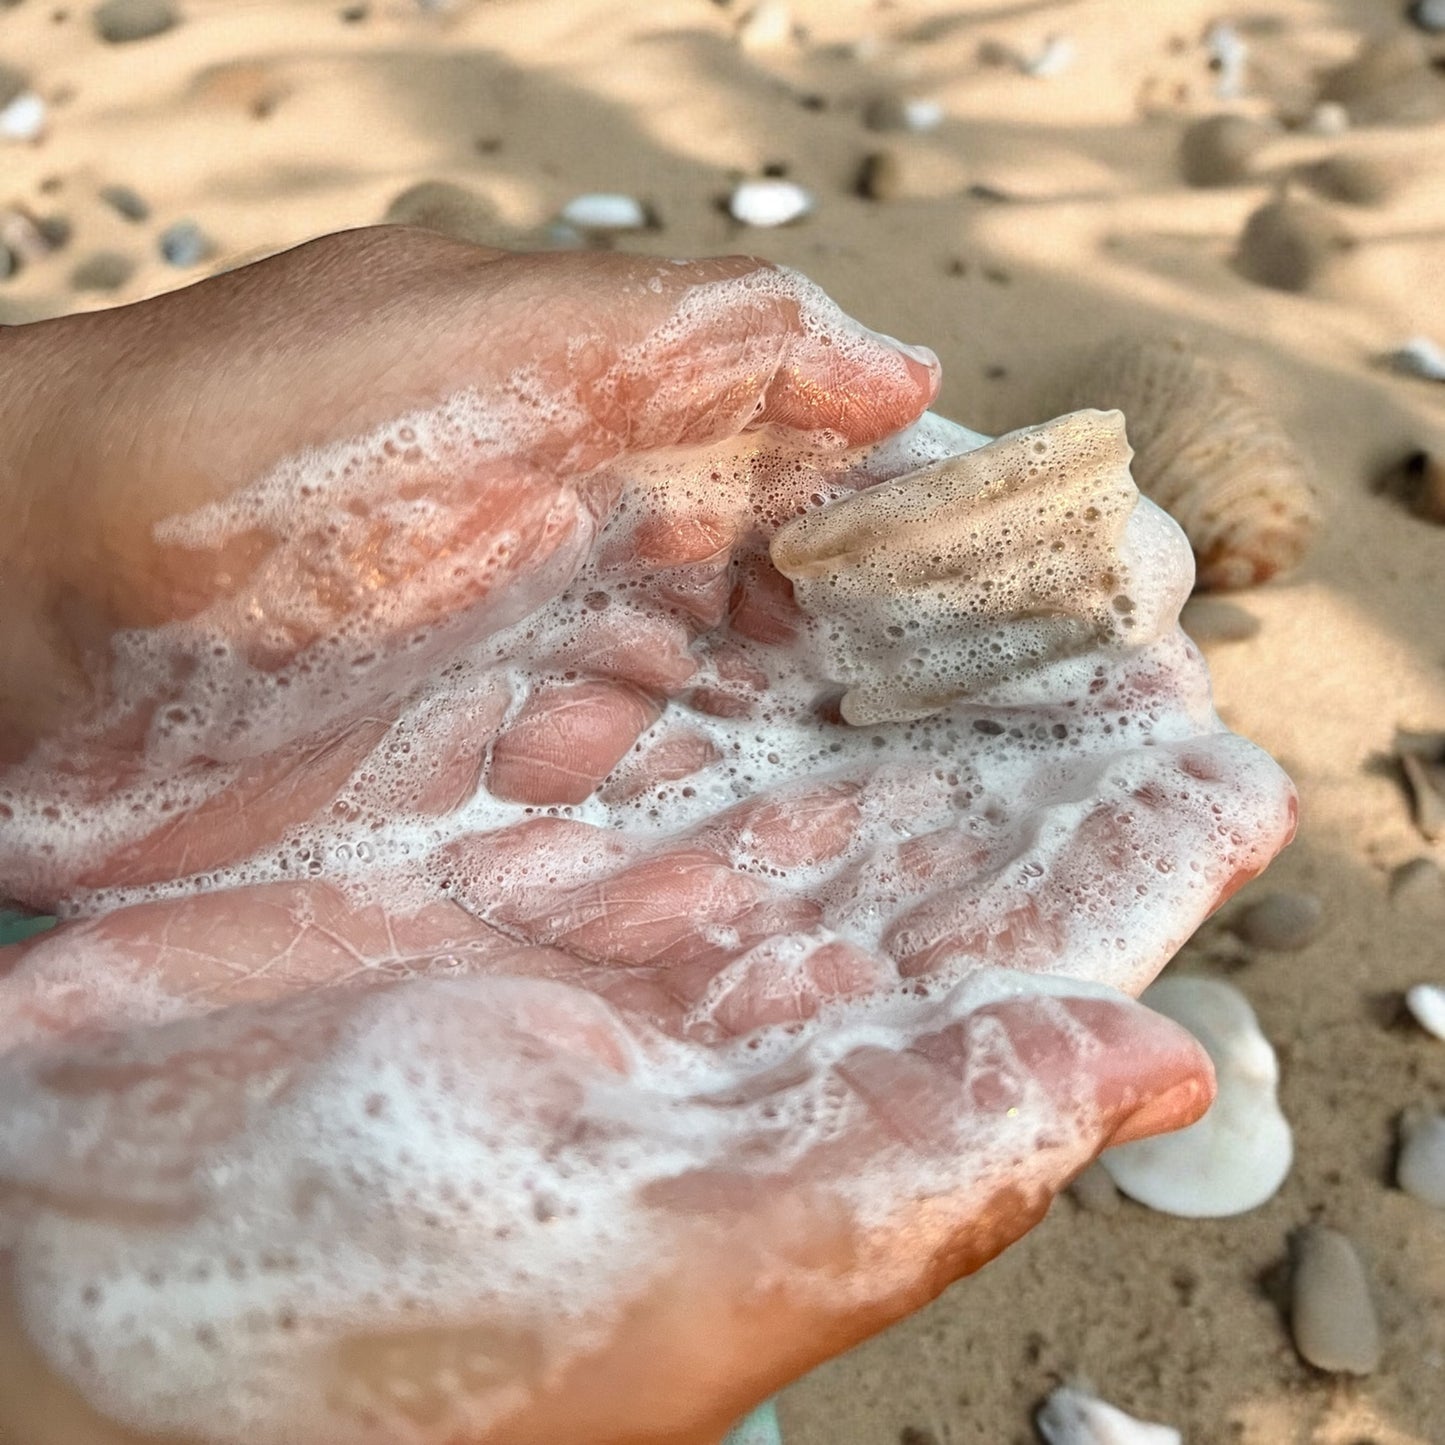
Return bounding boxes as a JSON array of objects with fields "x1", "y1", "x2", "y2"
[{"x1": 0, "y1": 229, "x2": 1293, "y2": 1445}]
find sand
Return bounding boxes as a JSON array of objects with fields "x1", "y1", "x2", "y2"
[{"x1": 1, "y1": 0, "x2": 1443, "y2": 1441}]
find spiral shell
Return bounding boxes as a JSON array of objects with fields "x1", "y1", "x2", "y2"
[{"x1": 1044, "y1": 336, "x2": 1319, "y2": 590}]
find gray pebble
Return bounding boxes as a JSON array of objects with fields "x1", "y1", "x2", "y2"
[
  {"x1": 93, "y1": 0, "x2": 178, "y2": 43},
  {"x1": 0, "y1": 244, "x2": 14, "y2": 282},
  {"x1": 1289, "y1": 1224, "x2": 1382, "y2": 1375},
  {"x1": 1298, "y1": 154, "x2": 1409, "y2": 207},
  {"x1": 1179, "y1": 114, "x2": 1271, "y2": 187},
  {"x1": 1409, "y1": 0, "x2": 1445, "y2": 34},
  {"x1": 1236, "y1": 890, "x2": 1324, "y2": 951},
  {"x1": 71, "y1": 251, "x2": 134, "y2": 291},
  {"x1": 1389, "y1": 855, "x2": 1444, "y2": 905},
  {"x1": 99, "y1": 183, "x2": 149, "y2": 222},
  {"x1": 1067, "y1": 1160, "x2": 1121, "y2": 1214},
  {"x1": 1235, "y1": 196, "x2": 1354, "y2": 294},
  {"x1": 158, "y1": 219, "x2": 212, "y2": 267},
  {"x1": 856, "y1": 149, "x2": 903, "y2": 201},
  {"x1": 1397, "y1": 1108, "x2": 1445, "y2": 1207},
  {"x1": 1181, "y1": 595, "x2": 1260, "y2": 644}
]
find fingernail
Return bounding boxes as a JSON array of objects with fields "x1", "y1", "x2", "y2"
[{"x1": 1108, "y1": 1076, "x2": 1213, "y2": 1148}]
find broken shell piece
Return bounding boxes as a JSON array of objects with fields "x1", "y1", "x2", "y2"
[
  {"x1": 559, "y1": 193, "x2": 651, "y2": 231},
  {"x1": 772, "y1": 410, "x2": 1148, "y2": 725},
  {"x1": 1101, "y1": 977, "x2": 1292, "y2": 1217},
  {"x1": 1021, "y1": 35, "x2": 1076, "y2": 78},
  {"x1": 736, "y1": 0, "x2": 795, "y2": 53},
  {"x1": 1179, "y1": 114, "x2": 1272, "y2": 186},
  {"x1": 1036, "y1": 1385, "x2": 1181, "y2": 1445},
  {"x1": 1397, "y1": 1106, "x2": 1445, "y2": 1207},
  {"x1": 1043, "y1": 336, "x2": 1319, "y2": 589},
  {"x1": 1289, "y1": 1225, "x2": 1382, "y2": 1374},
  {"x1": 1396, "y1": 729, "x2": 1445, "y2": 841},
  {"x1": 1404, "y1": 982, "x2": 1445, "y2": 1040},
  {"x1": 1205, "y1": 22, "x2": 1248, "y2": 101},
  {"x1": 1235, "y1": 194, "x2": 1355, "y2": 293},
  {"x1": 863, "y1": 95, "x2": 943, "y2": 133},
  {"x1": 729, "y1": 179, "x2": 813, "y2": 227}
]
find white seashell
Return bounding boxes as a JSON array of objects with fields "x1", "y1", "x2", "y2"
[
  {"x1": 1405, "y1": 982, "x2": 1445, "y2": 1040},
  {"x1": 559, "y1": 193, "x2": 650, "y2": 231},
  {"x1": 1102, "y1": 977, "x2": 1292, "y2": 1216},
  {"x1": 1036, "y1": 1385, "x2": 1181, "y2": 1445},
  {"x1": 1021, "y1": 34, "x2": 1076, "y2": 78},
  {"x1": 1386, "y1": 336, "x2": 1445, "y2": 382},
  {"x1": 0, "y1": 91, "x2": 46, "y2": 142},
  {"x1": 728, "y1": 179, "x2": 813, "y2": 228},
  {"x1": 1301, "y1": 101, "x2": 1350, "y2": 135},
  {"x1": 1205, "y1": 22, "x2": 1248, "y2": 100},
  {"x1": 1397, "y1": 1108, "x2": 1445, "y2": 1207},
  {"x1": 1045, "y1": 336, "x2": 1319, "y2": 590}
]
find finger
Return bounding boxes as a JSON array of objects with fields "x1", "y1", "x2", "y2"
[{"x1": 486, "y1": 680, "x2": 661, "y2": 806}]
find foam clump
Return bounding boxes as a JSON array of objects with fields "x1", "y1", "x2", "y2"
[
  {"x1": 1101, "y1": 976, "x2": 1292, "y2": 1216},
  {"x1": 771, "y1": 410, "x2": 1178, "y2": 725}
]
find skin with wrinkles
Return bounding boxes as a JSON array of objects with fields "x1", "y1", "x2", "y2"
[{"x1": 0, "y1": 230, "x2": 1295, "y2": 1445}]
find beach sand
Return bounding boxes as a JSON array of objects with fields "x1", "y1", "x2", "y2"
[{"x1": 2, "y1": 0, "x2": 1443, "y2": 1440}]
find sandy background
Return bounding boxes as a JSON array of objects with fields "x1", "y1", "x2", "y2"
[{"x1": 2, "y1": 0, "x2": 1444, "y2": 1441}]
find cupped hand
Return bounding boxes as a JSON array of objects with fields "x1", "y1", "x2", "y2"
[{"x1": 0, "y1": 229, "x2": 1293, "y2": 1445}]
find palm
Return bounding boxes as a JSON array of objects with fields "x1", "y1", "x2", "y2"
[{"x1": 0, "y1": 231, "x2": 1293, "y2": 1445}]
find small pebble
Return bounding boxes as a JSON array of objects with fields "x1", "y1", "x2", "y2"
[
  {"x1": 93, "y1": 0, "x2": 177, "y2": 43},
  {"x1": 1389, "y1": 856, "x2": 1445, "y2": 906},
  {"x1": 98, "y1": 182, "x2": 149, "y2": 222},
  {"x1": 1068, "y1": 1161, "x2": 1121, "y2": 1215},
  {"x1": 1289, "y1": 1225, "x2": 1382, "y2": 1375},
  {"x1": 1234, "y1": 194, "x2": 1354, "y2": 293},
  {"x1": 0, "y1": 90, "x2": 47, "y2": 141},
  {"x1": 1036, "y1": 1385, "x2": 1181, "y2": 1445},
  {"x1": 1299, "y1": 153, "x2": 1408, "y2": 206},
  {"x1": 1235, "y1": 890, "x2": 1324, "y2": 951},
  {"x1": 1102, "y1": 977, "x2": 1292, "y2": 1217},
  {"x1": 736, "y1": 0, "x2": 792, "y2": 52},
  {"x1": 1404, "y1": 982, "x2": 1445, "y2": 1040},
  {"x1": 1385, "y1": 335, "x2": 1445, "y2": 382},
  {"x1": 559, "y1": 192, "x2": 650, "y2": 231},
  {"x1": 1408, "y1": 0, "x2": 1445, "y2": 35},
  {"x1": 1397, "y1": 1107, "x2": 1445, "y2": 1207},
  {"x1": 862, "y1": 95, "x2": 943, "y2": 133},
  {"x1": 1179, "y1": 113, "x2": 1270, "y2": 187},
  {"x1": 70, "y1": 250, "x2": 134, "y2": 291},
  {"x1": 0, "y1": 206, "x2": 65, "y2": 261},
  {"x1": 856, "y1": 149, "x2": 903, "y2": 201},
  {"x1": 158, "y1": 218, "x2": 212, "y2": 267},
  {"x1": 728, "y1": 178, "x2": 812, "y2": 227},
  {"x1": 1205, "y1": 22, "x2": 1248, "y2": 100},
  {"x1": 1181, "y1": 596, "x2": 1261, "y2": 644}
]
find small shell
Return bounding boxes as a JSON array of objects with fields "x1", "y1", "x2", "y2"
[
  {"x1": 1386, "y1": 336, "x2": 1445, "y2": 383},
  {"x1": 1235, "y1": 194, "x2": 1355, "y2": 293},
  {"x1": 1043, "y1": 336, "x2": 1319, "y2": 589},
  {"x1": 1405, "y1": 982, "x2": 1445, "y2": 1040},
  {"x1": 736, "y1": 0, "x2": 794, "y2": 53},
  {"x1": 1020, "y1": 35, "x2": 1076, "y2": 78},
  {"x1": 0, "y1": 91, "x2": 46, "y2": 142},
  {"x1": 1036, "y1": 1386, "x2": 1181, "y2": 1445},
  {"x1": 559, "y1": 193, "x2": 651, "y2": 231},
  {"x1": 728, "y1": 179, "x2": 813, "y2": 228},
  {"x1": 863, "y1": 95, "x2": 943, "y2": 133},
  {"x1": 1205, "y1": 23, "x2": 1248, "y2": 100},
  {"x1": 1179, "y1": 114, "x2": 1272, "y2": 187},
  {"x1": 1101, "y1": 977, "x2": 1292, "y2": 1217},
  {"x1": 1319, "y1": 32, "x2": 1444, "y2": 126}
]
